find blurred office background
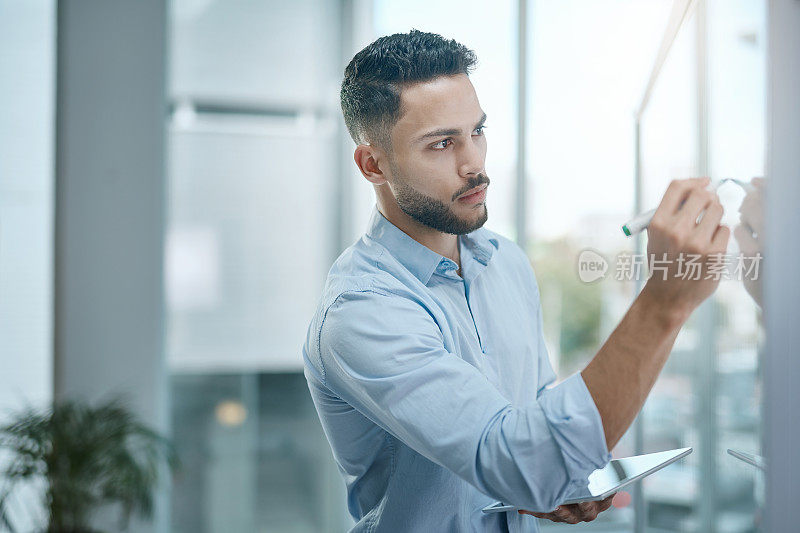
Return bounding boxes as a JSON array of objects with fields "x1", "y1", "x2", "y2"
[{"x1": 1, "y1": 0, "x2": 798, "y2": 532}]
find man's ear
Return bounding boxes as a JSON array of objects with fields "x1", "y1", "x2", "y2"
[{"x1": 354, "y1": 144, "x2": 388, "y2": 185}]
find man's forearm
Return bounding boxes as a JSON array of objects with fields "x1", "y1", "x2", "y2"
[{"x1": 580, "y1": 285, "x2": 689, "y2": 451}]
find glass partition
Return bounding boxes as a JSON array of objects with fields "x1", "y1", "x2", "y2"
[
  {"x1": 528, "y1": 1, "x2": 766, "y2": 531},
  {"x1": 526, "y1": 1, "x2": 674, "y2": 529},
  {"x1": 638, "y1": 1, "x2": 765, "y2": 532}
]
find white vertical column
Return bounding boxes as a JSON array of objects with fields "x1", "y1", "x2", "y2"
[
  {"x1": 0, "y1": 3, "x2": 55, "y2": 525},
  {"x1": 0, "y1": 0, "x2": 55, "y2": 414},
  {"x1": 54, "y1": 1, "x2": 168, "y2": 531}
]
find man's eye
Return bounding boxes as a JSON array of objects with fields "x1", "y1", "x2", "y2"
[
  {"x1": 474, "y1": 125, "x2": 487, "y2": 136},
  {"x1": 432, "y1": 139, "x2": 452, "y2": 150}
]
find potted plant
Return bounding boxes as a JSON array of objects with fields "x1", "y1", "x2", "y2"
[{"x1": 0, "y1": 398, "x2": 178, "y2": 532}]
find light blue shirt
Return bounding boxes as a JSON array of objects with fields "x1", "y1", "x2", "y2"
[{"x1": 303, "y1": 206, "x2": 611, "y2": 532}]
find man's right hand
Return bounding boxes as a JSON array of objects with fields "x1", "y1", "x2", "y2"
[{"x1": 640, "y1": 177, "x2": 731, "y2": 321}]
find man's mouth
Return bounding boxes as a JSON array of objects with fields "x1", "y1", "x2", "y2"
[{"x1": 457, "y1": 184, "x2": 488, "y2": 203}]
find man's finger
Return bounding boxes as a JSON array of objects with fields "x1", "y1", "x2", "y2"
[
  {"x1": 519, "y1": 509, "x2": 562, "y2": 522},
  {"x1": 711, "y1": 225, "x2": 731, "y2": 253},
  {"x1": 658, "y1": 177, "x2": 711, "y2": 216},
  {"x1": 739, "y1": 194, "x2": 764, "y2": 236},
  {"x1": 597, "y1": 494, "x2": 615, "y2": 512},
  {"x1": 734, "y1": 224, "x2": 758, "y2": 255},
  {"x1": 675, "y1": 188, "x2": 715, "y2": 234},
  {"x1": 553, "y1": 505, "x2": 580, "y2": 524},
  {"x1": 577, "y1": 501, "x2": 599, "y2": 522},
  {"x1": 694, "y1": 200, "x2": 724, "y2": 243}
]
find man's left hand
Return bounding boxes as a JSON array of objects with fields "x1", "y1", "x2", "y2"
[{"x1": 518, "y1": 494, "x2": 615, "y2": 524}]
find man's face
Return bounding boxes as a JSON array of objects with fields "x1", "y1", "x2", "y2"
[{"x1": 383, "y1": 73, "x2": 489, "y2": 235}]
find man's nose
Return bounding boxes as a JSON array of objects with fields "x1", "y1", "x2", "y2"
[{"x1": 458, "y1": 137, "x2": 485, "y2": 177}]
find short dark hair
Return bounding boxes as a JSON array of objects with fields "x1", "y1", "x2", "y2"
[{"x1": 340, "y1": 29, "x2": 478, "y2": 150}]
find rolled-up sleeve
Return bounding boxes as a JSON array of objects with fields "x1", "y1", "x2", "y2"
[
  {"x1": 316, "y1": 288, "x2": 611, "y2": 512},
  {"x1": 538, "y1": 373, "x2": 612, "y2": 489}
]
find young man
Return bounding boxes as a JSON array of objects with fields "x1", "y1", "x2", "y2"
[{"x1": 302, "y1": 30, "x2": 729, "y2": 531}]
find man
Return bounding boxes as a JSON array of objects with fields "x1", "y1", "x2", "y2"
[{"x1": 302, "y1": 30, "x2": 729, "y2": 531}]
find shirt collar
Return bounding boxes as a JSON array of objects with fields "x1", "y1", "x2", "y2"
[{"x1": 365, "y1": 205, "x2": 499, "y2": 285}]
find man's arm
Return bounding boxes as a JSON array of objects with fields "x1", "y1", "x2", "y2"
[
  {"x1": 581, "y1": 286, "x2": 683, "y2": 450},
  {"x1": 581, "y1": 177, "x2": 730, "y2": 450}
]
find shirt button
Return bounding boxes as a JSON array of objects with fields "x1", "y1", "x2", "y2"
[{"x1": 440, "y1": 260, "x2": 456, "y2": 271}]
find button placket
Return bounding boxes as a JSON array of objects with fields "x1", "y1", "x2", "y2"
[{"x1": 462, "y1": 278, "x2": 485, "y2": 354}]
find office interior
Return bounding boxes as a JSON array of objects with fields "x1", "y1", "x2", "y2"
[{"x1": 1, "y1": 0, "x2": 798, "y2": 532}]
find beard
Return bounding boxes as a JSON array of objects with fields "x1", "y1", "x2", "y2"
[{"x1": 390, "y1": 163, "x2": 490, "y2": 235}]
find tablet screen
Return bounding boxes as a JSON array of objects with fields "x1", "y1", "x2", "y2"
[
  {"x1": 561, "y1": 447, "x2": 692, "y2": 503},
  {"x1": 482, "y1": 447, "x2": 692, "y2": 513}
]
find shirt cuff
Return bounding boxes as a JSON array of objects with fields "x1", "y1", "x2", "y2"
[{"x1": 537, "y1": 372, "x2": 612, "y2": 485}]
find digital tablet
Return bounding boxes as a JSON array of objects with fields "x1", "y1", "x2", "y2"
[
  {"x1": 482, "y1": 447, "x2": 693, "y2": 514},
  {"x1": 727, "y1": 449, "x2": 766, "y2": 471}
]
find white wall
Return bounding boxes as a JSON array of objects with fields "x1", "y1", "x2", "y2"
[{"x1": 0, "y1": 0, "x2": 55, "y2": 418}]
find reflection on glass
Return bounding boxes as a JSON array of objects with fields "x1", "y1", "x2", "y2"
[
  {"x1": 638, "y1": 1, "x2": 766, "y2": 531},
  {"x1": 727, "y1": 449, "x2": 766, "y2": 471},
  {"x1": 529, "y1": 0, "x2": 766, "y2": 531},
  {"x1": 527, "y1": 2, "x2": 676, "y2": 530},
  {"x1": 733, "y1": 178, "x2": 765, "y2": 308}
]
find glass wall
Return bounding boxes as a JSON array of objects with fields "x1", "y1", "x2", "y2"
[
  {"x1": 637, "y1": 11, "x2": 703, "y2": 532},
  {"x1": 527, "y1": 1, "x2": 766, "y2": 531},
  {"x1": 526, "y1": 1, "x2": 674, "y2": 529},
  {"x1": 637, "y1": 2, "x2": 765, "y2": 532},
  {"x1": 524, "y1": 0, "x2": 766, "y2": 531}
]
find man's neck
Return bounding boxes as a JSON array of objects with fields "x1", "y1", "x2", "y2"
[{"x1": 377, "y1": 201, "x2": 461, "y2": 267}]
